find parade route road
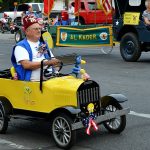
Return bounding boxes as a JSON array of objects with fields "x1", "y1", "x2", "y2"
[{"x1": 0, "y1": 33, "x2": 150, "y2": 150}]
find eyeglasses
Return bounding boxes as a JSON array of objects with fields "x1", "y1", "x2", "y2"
[{"x1": 29, "y1": 27, "x2": 42, "y2": 31}]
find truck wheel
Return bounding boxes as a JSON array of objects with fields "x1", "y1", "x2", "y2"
[
  {"x1": 15, "y1": 30, "x2": 22, "y2": 43},
  {"x1": 0, "y1": 101, "x2": 9, "y2": 134},
  {"x1": 51, "y1": 113, "x2": 76, "y2": 149},
  {"x1": 120, "y1": 32, "x2": 141, "y2": 61},
  {"x1": 102, "y1": 100, "x2": 126, "y2": 134}
]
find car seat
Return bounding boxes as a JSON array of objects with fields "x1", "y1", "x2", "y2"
[
  {"x1": 10, "y1": 67, "x2": 18, "y2": 80},
  {"x1": 41, "y1": 31, "x2": 54, "y2": 50}
]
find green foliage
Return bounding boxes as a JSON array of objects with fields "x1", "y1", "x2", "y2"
[{"x1": 0, "y1": 0, "x2": 43, "y2": 11}]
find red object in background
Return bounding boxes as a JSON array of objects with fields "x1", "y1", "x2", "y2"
[
  {"x1": 61, "y1": 0, "x2": 113, "y2": 25},
  {"x1": 44, "y1": 0, "x2": 54, "y2": 16},
  {"x1": 3, "y1": 13, "x2": 8, "y2": 18},
  {"x1": 61, "y1": 11, "x2": 68, "y2": 21},
  {"x1": 74, "y1": 0, "x2": 81, "y2": 16}
]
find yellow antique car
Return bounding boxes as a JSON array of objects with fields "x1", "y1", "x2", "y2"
[{"x1": 0, "y1": 56, "x2": 130, "y2": 149}]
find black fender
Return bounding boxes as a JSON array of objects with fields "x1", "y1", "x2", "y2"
[
  {"x1": 64, "y1": 107, "x2": 81, "y2": 115},
  {"x1": 101, "y1": 94, "x2": 128, "y2": 107},
  {"x1": 49, "y1": 107, "x2": 81, "y2": 120}
]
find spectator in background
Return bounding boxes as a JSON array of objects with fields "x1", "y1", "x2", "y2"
[
  {"x1": 143, "y1": 0, "x2": 150, "y2": 25},
  {"x1": 68, "y1": 3, "x2": 75, "y2": 25},
  {"x1": 26, "y1": 5, "x2": 39, "y2": 18},
  {"x1": 21, "y1": 5, "x2": 40, "y2": 25}
]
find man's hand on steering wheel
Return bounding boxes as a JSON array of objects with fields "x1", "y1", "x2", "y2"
[
  {"x1": 44, "y1": 58, "x2": 61, "y2": 66},
  {"x1": 44, "y1": 58, "x2": 63, "y2": 73}
]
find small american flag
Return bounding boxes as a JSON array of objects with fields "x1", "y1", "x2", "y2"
[
  {"x1": 102, "y1": 0, "x2": 112, "y2": 15},
  {"x1": 14, "y1": 6, "x2": 17, "y2": 18}
]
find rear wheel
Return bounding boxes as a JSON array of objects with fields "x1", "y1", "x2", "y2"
[
  {"x1": 1, "y1": 24, "x2": 8, "y2": 33},
  {"x1": 102, "y1": 100, "x2": 126, "y2": 134},
  {"x1": 0, "y1": 101, "x2": 9, "y2": 134},
  {"x1": 51, "y1": 113, "x2": 76, "y2": 149},
  {"x1": 120, "y1": 32, "x2": 141, "y2": 62}
]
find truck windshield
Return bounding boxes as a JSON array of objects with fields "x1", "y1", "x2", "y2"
[
  {"x1": 129, "y1": 0, "x2": 141, "y2": 6},
  {"x1": 88, "y1": 2, "x2": 99, "y2": 10}
]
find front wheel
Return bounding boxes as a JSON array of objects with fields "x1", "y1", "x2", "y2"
[
  {"x1": 15, "y1": 30, "x2": 22, "y2": 43},
  {"x1": 102, "y1": 100, "x2": 126, "y2": 134},
  {"x1": 51, "y1": 113, "x2": 76, "y2": 149},
  {"x1": 120, "y1": 32, "x2": 141, "y2": 62}
]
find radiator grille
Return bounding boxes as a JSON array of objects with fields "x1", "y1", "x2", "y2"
[
  {"x1": 77, "y1": 87, "x2": 99, "y2": 105},
  {"x1": 77, "y1": 80, "x2": 100, "y2": 115}
]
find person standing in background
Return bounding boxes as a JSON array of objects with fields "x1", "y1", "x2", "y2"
[{"x1": 68, "y1": 2, "x2": 75, "y2": 25}]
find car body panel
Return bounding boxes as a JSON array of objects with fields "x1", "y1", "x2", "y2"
[{"x1": 0, "y1": 75, "x2": 84, "y2": 113}]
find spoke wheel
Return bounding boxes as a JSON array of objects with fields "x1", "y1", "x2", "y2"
[
  {"x1": 0, "y1": 102, "x2": 9, "y2": 134},
  {"x1": 102, "y1": 101, "x2": 126, "y2": 134},
  {"x1": 51, "y1": 113, "x2": 76, "y2": 149}
]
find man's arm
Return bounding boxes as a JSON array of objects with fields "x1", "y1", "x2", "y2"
[
  {"x1": 20, "y1": 58, "x2": 60, "y2": 70},
  {"x1": 143, "y1": 16, "x2": 150, "y2": 25}
]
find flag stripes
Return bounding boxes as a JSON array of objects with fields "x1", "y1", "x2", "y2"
[{"x1": 102, "y1": 0, "x2": 112, "y2": 15}]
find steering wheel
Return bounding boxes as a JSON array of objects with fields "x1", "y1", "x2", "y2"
[{"x1": 44, "y1": 61, "x2": 63, "y2": 78}]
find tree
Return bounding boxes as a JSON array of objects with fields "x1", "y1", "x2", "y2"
[{"x1": 0, "y1": 0, "x2": 42, "y2": 11}]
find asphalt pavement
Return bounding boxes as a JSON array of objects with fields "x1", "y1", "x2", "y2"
[{"x1": 0, "y1": 33, "x2": 150, "y2": 150}]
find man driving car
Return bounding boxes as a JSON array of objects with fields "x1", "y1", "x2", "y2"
[{"x1": 11, "y1": 15, "x2": 60, "y2": 81}]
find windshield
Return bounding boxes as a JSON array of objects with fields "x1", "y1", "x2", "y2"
[
  {"x1": 39, "y1": 3, "x2": 44, "y2": 11},
  {"x1": 129, "y1": 0, "x2": 141, "y2": 6}
]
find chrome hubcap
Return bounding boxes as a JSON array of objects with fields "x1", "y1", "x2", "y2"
[{"x1": 105, "y1": 105, "x2": 121, "y2": 129}]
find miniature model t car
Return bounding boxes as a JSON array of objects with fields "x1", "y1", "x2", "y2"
[
  {"x1": 0, "y1": 56, "x2": 130, "y2": 149},
  {"x1": 113, "y1": 0, "x2": 150, "y2": 61}
]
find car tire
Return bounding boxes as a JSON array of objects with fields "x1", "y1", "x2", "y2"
[
  {"x1": 120, "y1": 32, "x2": 141, "y2": 62},
  {"x1": 75, "y1": 18, "x2": 85, "y2": 25},
  {"x1": 15, "y1": 30, "x2": 22, "y2": 43},
  {"x1": 0, "y1": 101, "x2": 9, "y2": 134},
  {"x1": 51, "y1": 113, "x2": 76, "y2": 149},
  {"x1": 102, "y1": 100, "x2": 126, "y2": 134}
]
